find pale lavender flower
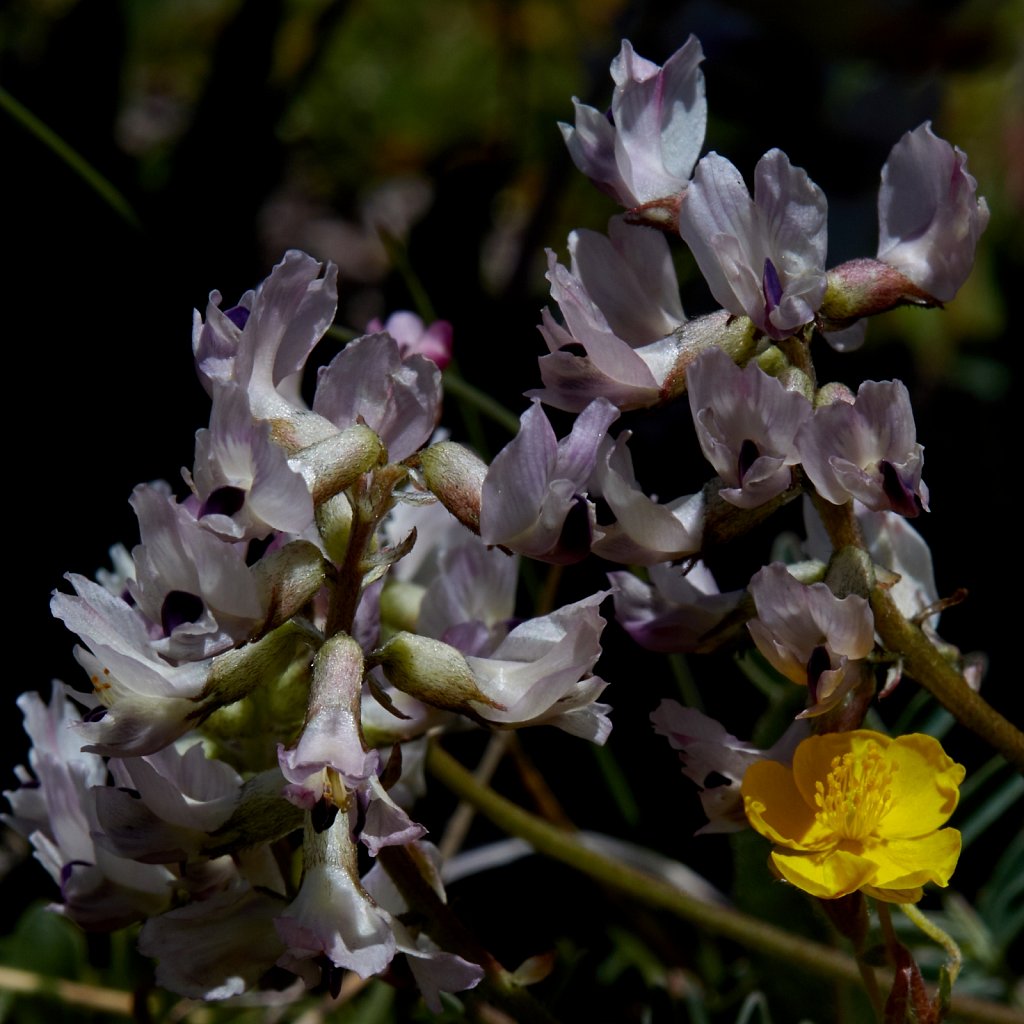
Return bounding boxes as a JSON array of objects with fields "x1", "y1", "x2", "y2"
[
  {"x1": 193, "y1": 250, "x2": 340, "y2": 447},
  {"x1": 95, "y1": 741, "x2": 243, "y2": 864},
  {"x1": 687, "y1": 347, "x2": 811, "y2": 508},
  {"x1": 747, "y1": 563, "x2": 874, "y2": 716},
  {"x1": 609, "y1": 561, "x2": 744, "y2": 653},
  {"x1": 415, "y1": 530, "x2": 518, "y2": 657},
  {"x1": 184, "y1": 382, "x2": 315, "y2": 541},
  {"x1": 679, "y1": 150, "x2": 828, "y2": 340},
  {"x1": 367, "y1": 311, "x2": 453, "y2": 369},
  {"x1": 531, "y1": 217, "x2": 686, "y2": 412},
  {"x1": 480, "y1": 398, "x2": 619, "y2": 563},
  {"x1": 560, "y1": 37, "x2": 706, "y2": 209},
  {"x1": 877, "y1": 122, "x2": 989, "y2": 303},
  {"x1": 465, "y1": 591, "x2": 613, "y2": 743},
  {"x1": 313, "y1": 331, "x2": 442, "y2": 463},
  {"x1": 359, "y1": 775, "x2": 428, "y2": 856},
  {"x1": 50, "y1": 575, "x2": 212, "y2": 756},
  {"x1": 589, "y1": 432, "x2": 704, "y2": 564},
  {"x1": 139, "y1": 882, "x2": 286, "y2": 999},
  {"x1": 275, "y1": 816, "x2": 396, "y2": 980},
  {"x1": 278, "y1": 635, "x2": 381, "y2": 809},
  {"x1": 651, "y1": 700, "x2": 808, "y2": 833},
  {"x1": 128, "y1": 481, "x2": 266, "y2": 662},
  {"x1": 796, "y1": 379, "x2": 928, "y2": 517},
  {"x1": 569, "y1": 218, "x2": 687, "y2": 342},
  {"x1": 363, "y1": 843, "x2": 484, "y2": 1011},
  {"x1": 3, "y1": 684, "x2": 174, "y2": 929}
]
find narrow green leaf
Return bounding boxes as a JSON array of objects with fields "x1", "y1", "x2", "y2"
[{"x1": 0, "y1": 86, "x2": 140, "y2": 228}]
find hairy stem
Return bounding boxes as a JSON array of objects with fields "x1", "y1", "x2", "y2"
[{"x1": 811, "y1": 493, "x2": 1024, "y2": 772}]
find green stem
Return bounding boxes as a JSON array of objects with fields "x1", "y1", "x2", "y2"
[
  {"x1": 438, "y1": 731, "x2": 513, "y2": 860},
  {"x1": 0, "y1": 86, "x2": 140, "y2": 228},
  {"x1": 900, "y1": 902, "x2": 962, "y2": 987},
  {"x1": 871, "y1": 584, "x2": 1024, "y2": 771},
  {"x1": 428, "y1": 742, "x2": 1024, "y2": 1024},
  {"x1": 429, "y1": 743, "x2": 860, "y2": 981},
  {"x1": 325, "y1": 464, "x2": 406, "y2": 637},
  {"x1": 811, "y1": 493, "x2": 1024, "y2": 772},
  {"x1": 0, "y1": 965, "x2": 135, "y2": 1017}
]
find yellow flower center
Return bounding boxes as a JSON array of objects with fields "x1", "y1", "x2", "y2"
[{"x1": 814, "y1": 744, "x2": 896, "y2": 841}]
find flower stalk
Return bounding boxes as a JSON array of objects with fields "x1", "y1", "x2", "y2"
[{"x1": 811, "y1": 491, "x2": 1024, "y2": 771}]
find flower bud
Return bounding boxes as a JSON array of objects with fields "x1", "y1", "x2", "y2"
[
  {"x1": 415, "y1": 441, "x2": 486, "y2": 535},
  {"x1": 379, "y1": 581, "x2": 425, "y2": 637},
  {"x1": 203, "y1": 768, "x2": 304, "y2": 856},
  {"x1": 252, "y1": 540, "x2": 326, "y2": 633},
  {"x1": 824, "y1": 545, "x2": 875, "y2": 601},
  {"x1": 819, "y1": 258, "x2": 930, "y2": 325},
  {"x1": 658, "y1": 310, "x2": 758, "y2": 402},
  {"x1": 371, "y1": 632, "x2": 504, "y2": 715},
  {"x1": 200, "y1": 621, "x2": 313, "y2": 711},
  {"x1": 315, "y1": 492, "x2": 354, "y2": 564},
  {"x1": 291, "y1": 424, "x2": 385, "y2": 505},
  {"x1": 813, "y1": 380, "x2": 855, "y2": 409}
]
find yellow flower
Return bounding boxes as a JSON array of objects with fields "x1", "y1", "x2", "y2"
[{"x1": 741, "y1": 730, "x2": 964, "y2": 903}]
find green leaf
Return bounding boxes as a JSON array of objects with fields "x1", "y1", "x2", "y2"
[{"x1": 0, "y1": 903, "x2": 87, "y2": 979}]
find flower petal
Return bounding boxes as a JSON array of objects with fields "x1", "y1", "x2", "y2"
[
  {"x1": 879, "y1": 734, "x2": 965, "y2": 837},
  {"x1": 741, "y1": 760, "x2": 831, "y2": 850},
  {"x1": 770, "y1": 847, "x2": 877, "y2": 899},
  {"x1": 865, "y1": 829, "x2": 962, "y2": 891}
]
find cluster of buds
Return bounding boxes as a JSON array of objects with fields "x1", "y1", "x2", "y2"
[{"x1": 5, "y1": 31, "x2": 994, "y2": 1014}]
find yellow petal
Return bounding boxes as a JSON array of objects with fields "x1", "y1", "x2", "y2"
[
  {"x1": 879, "y1": 734, "x2": 965, "y2": 838},
  {"x1": 741, "y1": 760, "x2": 832, "y2": 850},
  {"x1": 862, "y1": 884, "x2": 924, "y2": 904},
  {"x1": 770, "y1": 847, "x2": 877, "y2": 899},
  {"x1": 862, "y1": 829, "x2": 962, "y2": 890}
]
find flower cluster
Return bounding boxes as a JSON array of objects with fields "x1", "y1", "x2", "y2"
[
  {"x1": 7, "y1": 254, "x2": 616, "y2": 1004},
  {"x1": 6, "y1": 29, "x2": 990, "y2": 1015}
]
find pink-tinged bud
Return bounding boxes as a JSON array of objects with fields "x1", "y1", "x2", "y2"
[
  {"x1": 291, "y1": 424, "x2": 385, "y2": 504},
  {"x1": 415, "y1": 441, "x2": 487, "y2": 535},
  {"x1": 252, "y1": 541, "x2": 326, "y2": 633},
  {"x1": 371, "y1": 632, "x2": 504, "y2": 715},
  {"x1": 819, "y1": 258, "x2": 932, "y2": 325},
  {"x1": 622, "y1": 193, "x2": 684, "y2": 232},
  {"x1": 814, "y1": 380, "x2": 856, "y2": 409}
]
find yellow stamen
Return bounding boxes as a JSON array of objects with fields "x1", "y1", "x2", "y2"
[{"x1": 814, "y1": 745, "x2": 896, "y2": 841}]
